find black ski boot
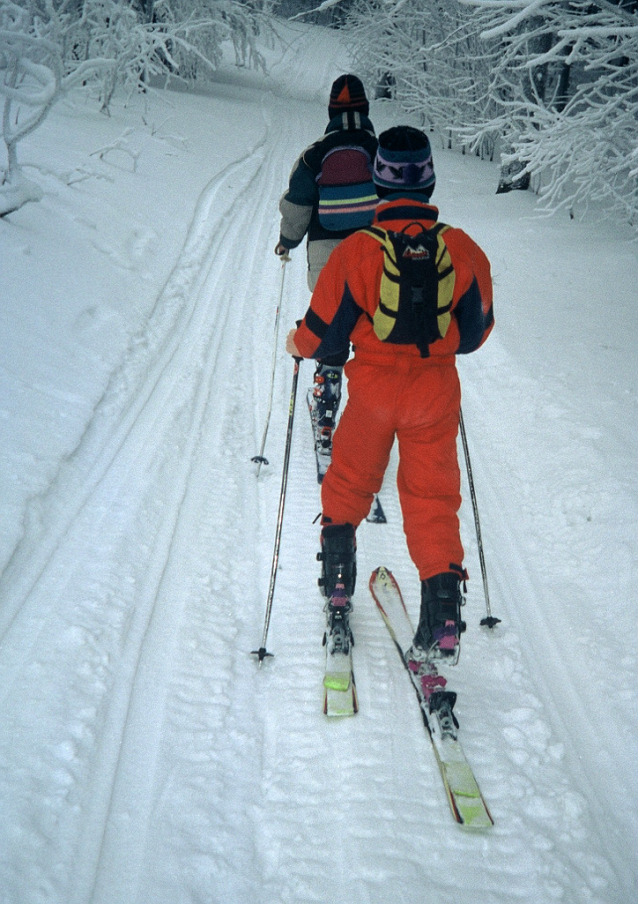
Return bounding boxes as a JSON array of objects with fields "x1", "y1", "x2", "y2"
[
  {"x1": 412, "y1": 572, "x2": 466, "y2": 661},
  {"x1": 323, "y1": 580, "x2": 353, "y2": 656},
  {"x1": 317, "y1": 523, "x2": 356, "y2": 599},
  {"x1": 311, "y1": 364, "x2": 343, "y2": 454}
]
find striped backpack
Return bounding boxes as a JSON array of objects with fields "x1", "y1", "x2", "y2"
[
  {"x1": 362, "y1": 222, "x2": 455, "y2": 357},
  {"x1": 316, "y1": 146, "x2": 377, "y2": 231}
]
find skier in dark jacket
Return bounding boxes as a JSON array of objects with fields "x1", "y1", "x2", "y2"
[{"x1": 275, "y1": 75, "x2": 378, "y2": 466}]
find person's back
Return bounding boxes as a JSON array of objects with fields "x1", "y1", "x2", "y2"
[
  {"x1": 275, "y1": 74, "x2": 378, "y2": 289},
  {"x1": 275, "y1": 74, "x2": 378, "y2": 477},
  {"x1": 302, "y1": 196, "x2": 492, "y2": 363}
]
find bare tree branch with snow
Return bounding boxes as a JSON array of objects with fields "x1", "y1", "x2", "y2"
[
  {"x1": 344, "y1": 0, "x2": 638, "y2": 230},
  {"x1": 1, "y1": 0, "x2": 275, "y2": 216}
]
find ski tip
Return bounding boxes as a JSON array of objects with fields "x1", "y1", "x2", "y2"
[
  {"x1": 456, "y1": 801, "x2": 495, "y2": 830},
  {"x1": 324, "y1": 681, "x2": 358, "y2": 717},
  {"x1": 369, "y1": 565, "x2": 392, "y2": 584}
]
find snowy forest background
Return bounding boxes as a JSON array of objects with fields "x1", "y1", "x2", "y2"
[{"x1": 2, "y1": 0, "x2": 638, "y2": 229}]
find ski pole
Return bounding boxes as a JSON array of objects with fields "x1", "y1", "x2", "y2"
[
  {"x1": 252, "y1": 354, "x2": 302, "y2": 664},
  {"x1": 252, "y1": 254, "x2": 290, "y2": 476},
  {"x1": 459, "y1": 407, "x2": 501, "y2": 629}
]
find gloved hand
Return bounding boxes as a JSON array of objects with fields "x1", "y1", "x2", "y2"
[
  {"x1": 274, "y1": 242, "x2": 291, "y2": 260},
  {"x1": 286, "y1": 327, "x2": 302, "y2": 357}
]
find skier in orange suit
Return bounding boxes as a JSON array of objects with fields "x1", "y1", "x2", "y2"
[{"x1": 286, "y1": 125, "x2": 493, "y2": 660}]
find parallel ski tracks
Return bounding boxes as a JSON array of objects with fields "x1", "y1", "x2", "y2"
[
  {"x1": 0, "y1": 147, "x2": 263, "y2": 651},
  {"x1": 0, "y1": 100, "x2": 309, "y2": 903},
  {"x1": 79, "y1": 119, "x2": 307, "y2": 903}
]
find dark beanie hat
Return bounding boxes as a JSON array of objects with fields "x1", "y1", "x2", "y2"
[
  {"x1": 373, "y1": 125, "x2": 435, "y2": 197},
  {"x1": 328, "y1": 74, "x2": 369, "y2": 118}
]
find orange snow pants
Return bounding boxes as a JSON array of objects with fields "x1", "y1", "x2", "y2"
[{"x1": 321, "y1": 354, "x2": 464, "y2": 581}]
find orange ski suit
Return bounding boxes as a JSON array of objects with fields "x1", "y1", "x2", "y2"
[{"x1": 293, "y1": 197, "x2": 494, "y2": 581}]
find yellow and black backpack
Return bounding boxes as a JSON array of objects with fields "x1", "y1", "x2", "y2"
[{"x1": 362, "y1": 221, "x2": 455, "y2": 357}]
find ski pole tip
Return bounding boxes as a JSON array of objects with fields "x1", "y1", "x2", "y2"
[
  {"x1": 480, "y1": 616, "x2": 502, "y2": 629},
  {"x1": 251, "y1": 647, "x2": 274, "y2": 666},
  {"x1": 251, "y1": 455, "x2": 269, "y2": 465}
]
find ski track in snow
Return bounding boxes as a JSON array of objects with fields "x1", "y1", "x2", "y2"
[{"x1": 1, "y1": 21, "x2": 636, "y2": 904}]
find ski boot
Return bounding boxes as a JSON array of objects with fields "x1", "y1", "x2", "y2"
[
  {"x1": 323, "y1": 579, "x2": 353, "y2": 656},
  {"x1": 310, "y1": 363, "x2": 343, "y2": 456},
  {"x1": 317, "y1": 523, "x2": 356, "y2": 599},
  {"x1": 409, "y1": 571, "x2": 466, "y2": 664},
  {"x1": 319, "y1": 524, "x2": 356, "y2": 658}
]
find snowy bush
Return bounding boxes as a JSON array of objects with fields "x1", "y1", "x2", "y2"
[{"x1": 280, "y1": 0, "x2": 356, "y2": 26}]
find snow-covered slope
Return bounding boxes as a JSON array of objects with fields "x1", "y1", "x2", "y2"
[{"x1": 1, "y1": 20, "x2": 636, "y2": 904}]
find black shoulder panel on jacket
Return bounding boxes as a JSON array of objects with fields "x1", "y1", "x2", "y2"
[
  {"x1": 455, "y1": 277, "x2": 494, "y2": 354},
  {"x1": 312, "y1": 281, "x2": 363, "y2": 360}
]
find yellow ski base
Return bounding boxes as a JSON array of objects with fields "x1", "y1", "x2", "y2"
[
  {"x1": 370, "y1": 565, "x2": 494, "y2": 830},
  {"x1": 324, "y1": 675, "x2": 358, "y2": 717},
  {"x1": 324, "y1": 671, "x2": 351, "y2": 692},
  {"x1": 437, "y1": 757, "x2": 494, "y2": 830}
]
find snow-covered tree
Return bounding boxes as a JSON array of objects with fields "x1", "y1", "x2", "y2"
[
  {"x1": 1, "y1": 0, "x2": 274, "y2": 216},
  {"x1": 153, "y1": 1, "x2": 273, "y2": 78},
  {"x1": 347, "y1": 0, "x2": 498, "y2": 156},
  {"x1": 280, "y1": 0, "x2": 356, "y2": 26},
  {"x1": 0, "y1": 0, "x2": 110, "y2": 214},
  {"x1": 462, "y1": 0, "x2": 638, "y2": 222},
  {"x1": 344, "y1": 0, "x2": 638, "y2": 228}
]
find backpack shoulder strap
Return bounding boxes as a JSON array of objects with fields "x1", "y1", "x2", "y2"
[{"x1": 360, "y1": 225, "x2": 401, "y2": 274}]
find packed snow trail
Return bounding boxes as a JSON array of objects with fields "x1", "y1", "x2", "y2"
[
  {"x1": 0, "y1": 33, "x2": 332, "y2": 901},
  {"x1": 1, "y1": 20, "x2": 637, "y2": 904},
  {"x1": 0, "y1": 126, "x2": 270, "y2": 902}
]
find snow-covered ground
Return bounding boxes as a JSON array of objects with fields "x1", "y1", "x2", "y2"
[{"x1": 1, "y1": 20, "x2": 637, "y2": 904}]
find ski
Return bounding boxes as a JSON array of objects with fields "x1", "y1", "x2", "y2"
[
  {"x1": 322, "y1": 583, "x2": 358, "y2": 717},
  {"x1": 370, "y1": 566, "x2": 493, "y2": 829},
  {"x1": 323, "y1": 667, "x2": 358, "y2": 717}
]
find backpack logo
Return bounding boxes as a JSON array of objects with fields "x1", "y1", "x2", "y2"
[
  {"x1": 317, "y1": 146, "x2": 377, "y2": 232},
  {"x1": 363, "y1": 222, "x2": 455, "y2": 358},
  {"x1": 401, "y1": 243, "x2": 430, "y2": 260}
]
